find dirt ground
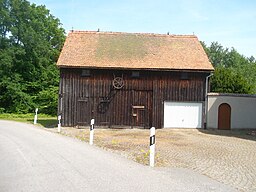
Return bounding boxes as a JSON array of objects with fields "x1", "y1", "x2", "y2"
[{"x1": 47, "y1": 127, "x2": 256, "y2": 191}]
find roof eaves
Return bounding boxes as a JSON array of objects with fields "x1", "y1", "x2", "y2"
[{"x1": 57, "y1": 65, "x2": 214, "y2": 72}]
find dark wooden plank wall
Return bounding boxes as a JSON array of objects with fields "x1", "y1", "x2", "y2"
[{"x1": 59, "y1": 68, "x2": 208, "y2": 128}]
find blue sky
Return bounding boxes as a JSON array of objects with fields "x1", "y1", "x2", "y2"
[{"x1": 31, "y1": 0, "x2": 256, "y2": 58}]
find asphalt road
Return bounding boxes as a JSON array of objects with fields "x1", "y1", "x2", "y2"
[{"x1": 0, "y1": 120, "x2": 237, "y2": 192}]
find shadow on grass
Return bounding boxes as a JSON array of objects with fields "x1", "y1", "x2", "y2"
[
  {"x1": 24, "y1": 118, "x2": 57, "y2": 128},
  {"x1": 37, "y1": 119, "x2": 58, "y2": 128},
  {"x1": 198, "y1": 129, "x2": 256, "y2": 142}
]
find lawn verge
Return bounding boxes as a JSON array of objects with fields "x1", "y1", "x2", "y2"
[{"x1": 0, "y1": 113, "x2": 57, "y2": 128}]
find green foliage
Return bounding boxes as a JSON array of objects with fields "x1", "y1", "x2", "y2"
[
  {"x1": 201, "y1": 41, "x2": 256, "y2": 94},
  {"x1": 0, "y1": 0, "x2": 65, "y2": 115},
  {"x1": 210, "y1": 68, "x2": 253, "y2": 94},
  {"x1": 0, "y1": 108, "x2": 5, "y2": 113},
  {"x1": 36, "y1": 86, "x2": 59, "y2": 115}
]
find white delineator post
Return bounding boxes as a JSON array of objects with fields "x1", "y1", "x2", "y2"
[
  {"x1": 150, "y1": 127, "x2": 156, "y2": 167},
  {"x1": 34, "y1": 108, "x2": 38, "y2": 124},
  {"x1": 90, "y1": 119, "x2": 95, "y2": 145},
  {"x1": 57, "y1": 115, "x2": 61, "y2": 133}
]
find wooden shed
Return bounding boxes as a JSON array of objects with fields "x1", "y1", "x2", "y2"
[{"x1": 57, "y1": 31, "x2": 214, "y2": 128}]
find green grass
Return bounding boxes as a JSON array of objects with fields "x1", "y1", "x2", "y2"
[{"x1": 0, "y1": 113, "x2": 57, "y2": 128}]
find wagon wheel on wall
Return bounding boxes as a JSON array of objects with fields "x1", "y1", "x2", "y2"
[{"x1": 113, "y1": 77, "x2": 124, "y2": 89}]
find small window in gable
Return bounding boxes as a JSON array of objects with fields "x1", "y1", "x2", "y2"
[
  {"x1": 131, "y1": 71, "x2": 140, "y2": 78},
  {"x1": 81, "y1": 69, "x2": 91, "y2": 77},
  {"x1": 180, "y1": 72, "x2": 189, "y2": 80}
]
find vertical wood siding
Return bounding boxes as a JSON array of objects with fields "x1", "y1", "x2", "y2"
[{"x1": 59, "y1": 69, "x2": 208, "y2": 128}]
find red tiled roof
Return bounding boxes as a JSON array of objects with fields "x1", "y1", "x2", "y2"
[{"x1": 57, "y1": 31, "x2": 214, "y2": 71}]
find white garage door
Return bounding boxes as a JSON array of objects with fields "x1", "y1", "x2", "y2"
[{"x1": 164, "y1": 102, "x2": 202, "y2": 128}]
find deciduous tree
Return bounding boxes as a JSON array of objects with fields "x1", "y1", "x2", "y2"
[
  {"x1": 201, "y1": 41, "x2": 256, "y2": 94},
  {"x1": 0, "y1": 0, "x2": 65, "y2": 114}
]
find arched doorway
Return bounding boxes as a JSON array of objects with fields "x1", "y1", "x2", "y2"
[{"x1": 218, "y1": 103, "x2": 231, "y2": 130}]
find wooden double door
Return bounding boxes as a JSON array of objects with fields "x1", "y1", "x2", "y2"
[
  {"x1": 76, "y1": 90, "x2": 153, "y2": 128},
  {"x1": 76, "y1": 97, "x2": 112, "y2": 127}
]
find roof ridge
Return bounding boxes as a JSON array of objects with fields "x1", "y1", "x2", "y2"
[{"x1": 68, "y1": 30, "x2": 197, "y2": 38}]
